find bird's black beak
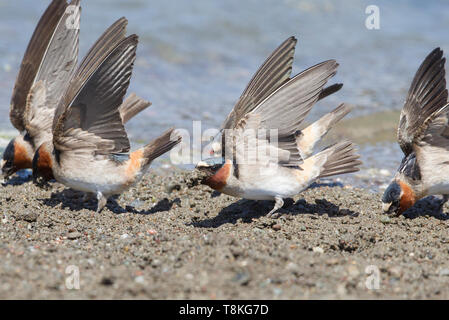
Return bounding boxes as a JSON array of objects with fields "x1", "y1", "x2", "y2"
[
  {"x1": 196, "y1": 158, "x2": 223, "y2": 175},
  {"x1": 32, "y1": 167, "x2": 49, "y2": 189},
  {"x1": 1, "y1": 165, "x2": 14, "y2": 185},
  {"x1": 0, "y1": 173, "x2": 10, "y2": 186},
  {"x1": 32, "y1": 175, "x2": 50, "y2": 189}
]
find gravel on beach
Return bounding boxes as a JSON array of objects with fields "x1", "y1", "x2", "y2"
[{"x1": 0, "y1": 169, "x2": 448, "y2": 299}]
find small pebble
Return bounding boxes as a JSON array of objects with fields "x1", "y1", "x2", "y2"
[
  {"x1": 100, "y1": 277, "x2": 114, "y2": 286},
  {"x1": 134, "y1": 276, "x2": 145, "y2": 284},
  {"x1": 67, "y1": 231, "x2": 81, "y2": 240},
  {"x1": 313, "y1": 247, "x2": 324, "y2": 254},
  {"x1": 20, "y1": 212, "x2": 38, "y2": 223},
  {"x1": 380, "y1": 216, "x2": 391, "y2": 224},
  {"x1": 439, "y1": 268, "x2": 449, "y2": 277}
]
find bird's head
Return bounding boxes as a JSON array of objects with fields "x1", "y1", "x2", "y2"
[
  {"x1": 1, "y1": 135, "x2": 33, "y2": 182},
  {"x1": 32, "y1": 141, "x2": 55, "y2": 187},
  {"x1": 196, "y1": 158, "x2": 224, "y2": 178},
  {"x1": 195, "y1": 157, "x2": 233, "y2": 191},
  {"x1": 382, "y1": 179, "x2": 416, "y2": 215}
]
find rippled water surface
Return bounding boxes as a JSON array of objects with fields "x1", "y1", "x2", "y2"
[{"x1": 0, "y1": 0, "x2": 447, "y2": 189}]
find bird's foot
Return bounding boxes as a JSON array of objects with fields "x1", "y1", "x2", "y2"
[
  {"x1": 266, "y1": 196, "x2": 284, "y2": 219},
  {"x1": 96, "y1": 192, "x2": 107, "y2": 213}
]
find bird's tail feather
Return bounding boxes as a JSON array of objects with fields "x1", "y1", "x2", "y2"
[
  {"x1": 315, "y1": 140, "x2": 361, "y2": 178},
  {"x1": 296, "y1": 103, "x2": 352, "y2": 159},
  {"x1": 142, "y1": 128, "x2": 182, "y2": 167}
]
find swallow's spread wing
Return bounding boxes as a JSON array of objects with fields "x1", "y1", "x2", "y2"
[
  {"x1": 398, "y1": 48, "x2": 448, "y2": 156},
  {"x1": 245, "y1": 60, "x2": 340, "y2": 166},
  {"x1": 10, "y1": 0, "x2": 68, "y2": 132},
  {"x1": 53, "y1": 19, "x2": 136, "y2": 159},
  {"x1": 405, "y1": 102, "x2": 449, "y2": 185},
  {"x1": 230, "y1": 113, "x2": 293, "y2": 172},
  {"x1": 221, "y1": 37, "x2": 297, "y2": 131},
  {"x1": 23, "y1": 0, "x2": 80, "y2": 146},
  {"x1": 23, "y1": 82, "x2": 54, "y2": 148},
  {"x1": 415, "y1": 102, "x2": 449, "y2": 155}
]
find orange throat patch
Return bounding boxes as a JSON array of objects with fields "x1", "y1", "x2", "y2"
[
  {"x1": 203, "y1": 162, "x2": 231, "y2": 191},
  {"x1": 37, "y1": 147, "x2": 54, "y2": 180},
  {"x1": 14, "y1": 141, "x2": 32, "y2": 170},
  {"x1": 399, "y1": 181, "x2": 416, "y2": 213}
]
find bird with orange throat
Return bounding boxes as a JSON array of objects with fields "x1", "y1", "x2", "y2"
[
  {"x1": 32, "y1": 18, "x2": 181, "y2": 212},
  {"x1": 197, "y1": 37, "x2": 361, "y2": 218},
  {"x1": 1, "y1": 0, "x2": 80, "y2": 181},
  {"x1": 382, "y1": 48, "x2": 449, "y2": 215},
  {"x1": 1, "y1": 1, "x2": 150, "y2": 183}
]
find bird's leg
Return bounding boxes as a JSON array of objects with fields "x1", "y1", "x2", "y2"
[
  {"x1": 266, "y1": 196, "x2": 284, "y2": 218},
  {"x1": 437, "y1": 195, "x2": 449, "y2": 215},
  {"x1": 96, "y1": 191, "x2": 107, "y2": 213}
]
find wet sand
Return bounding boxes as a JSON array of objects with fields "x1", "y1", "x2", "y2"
[{"x1": 0, "y1": 168, "x2": 448, "y2": 299}]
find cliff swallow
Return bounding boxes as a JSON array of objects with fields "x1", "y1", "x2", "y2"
[
  {"x1": 32, "y1": 92, "x2": 152, "y2": 183},
  {"x1": 197, "y1": 41, "x2": 360, "y2": 217},
  {"x1": 32, "y1": 19, "x2": 181, "y2": 212},
  {"x1": 1, "y1": 0, "x2": 80, "y2": 181},
  {"x1": 1, "y1": 6, "x2": 150, "y2": 183},
  {"x1": 382, "y1": 48, "x2": 449, "y2": 215}
]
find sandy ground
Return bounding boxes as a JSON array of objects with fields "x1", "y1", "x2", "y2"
[{"x1": 0, "y1": 168, "x2": 448, "y2": 300}]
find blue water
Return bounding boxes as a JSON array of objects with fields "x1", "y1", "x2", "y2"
[{"x1": 0, "y1": 0, "x2": 447, "y2": 189}]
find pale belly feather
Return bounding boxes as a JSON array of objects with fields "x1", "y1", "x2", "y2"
[
  {"x1": 54, "y1": 159, "x2": 136, "y2": 196},
  {"x1": 223, "y1": 169, "x2": 307, "y2": 200}
]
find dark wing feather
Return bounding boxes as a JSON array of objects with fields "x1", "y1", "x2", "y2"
[
  {"x1": 413, "y1": 103, "x2": 449, "y2": 177},
  {"x1": 53, "y1": 17, "x2": 128, "y2": 132},
  {"x1": 75, "y1": 17, "x2": 128, "y2": 85},
  {"x1": 398, "y1": 48, "x2": 448, "y2": 155},
  {"x1": 119, "y1": 93, "x2": 151, "y2": 124},
  {"x1": 221, "y1": 37, "x2": 297, "y2": 130},
  {"x1": 249, "y1": 60, "x2": 339, "y2": 166},
  {"x1": 9, "y1": 0, "x2": 67, "y2": 132},
  {"x1": 318, "y1": 83, "x2": 343, "y2": 101},
  {"x1": 33, "y1": 0, "x2": 80, "y2": 111},
  {"x1": 24, "y1": 0, "x2": 81, "y2": 145},
  {"x1": 53, "y1": 33, "x2": 138, "y2": 156},
  {"x1": 416, "y1": 102, "x2": 449, "y2": 151}
]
